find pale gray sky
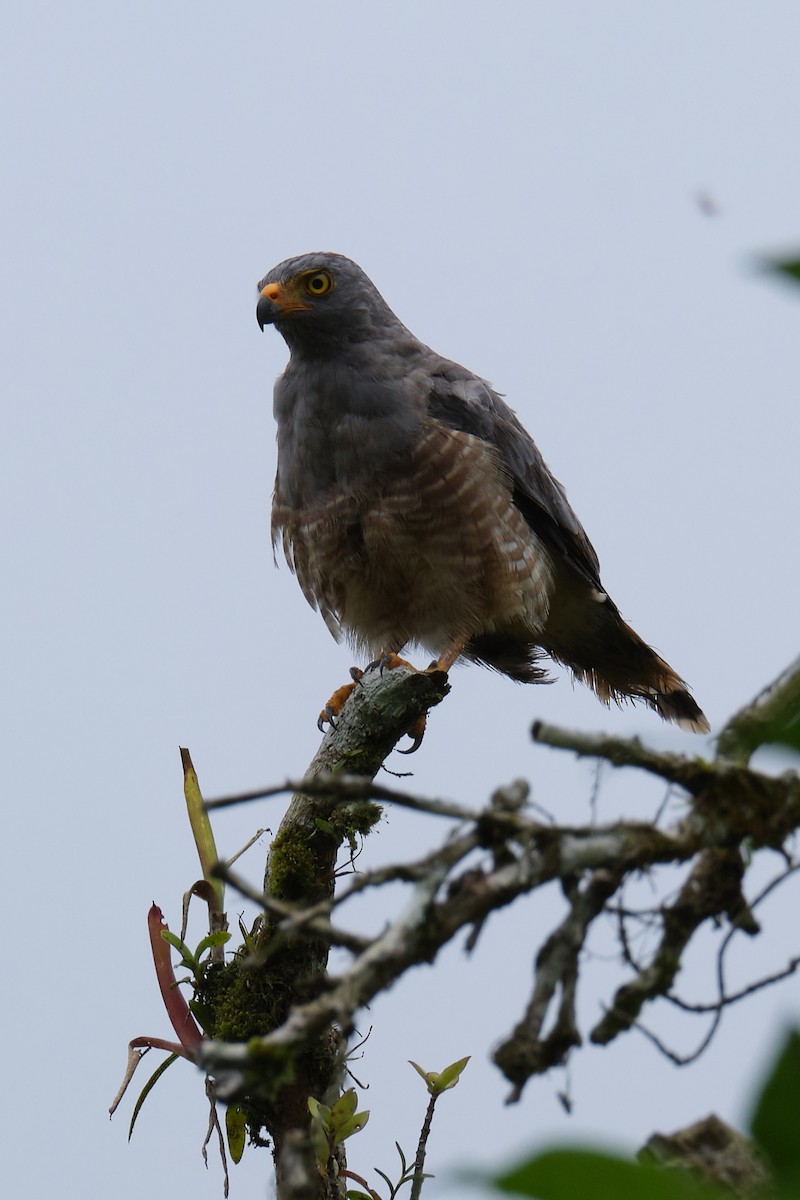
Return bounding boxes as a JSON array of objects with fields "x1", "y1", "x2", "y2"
[{"x1": 3, "y1": 3, "x2": 800, "y2": 1197}]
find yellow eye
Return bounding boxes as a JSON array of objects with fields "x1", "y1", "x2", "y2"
[{"x1": 304, "y1": 270, "x2": 333, "y2": 296}]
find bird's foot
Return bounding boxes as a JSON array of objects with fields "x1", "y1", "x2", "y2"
[
  {"x1": 317, "y1": 655, "x2": 429, "y2": 752},
  {"x1": 397, "y1": 712, "x2": 427, "y2": 754},
  {"x1": 317, "y1": 666, "x2": 364, "y2": 732}
]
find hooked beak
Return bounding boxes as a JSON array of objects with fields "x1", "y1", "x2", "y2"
[{"x1": 256, "y1": 281, "x2": 310, "y2": 329}]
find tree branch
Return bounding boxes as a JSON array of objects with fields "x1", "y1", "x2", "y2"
[{"x1": 189, "y1": 660, "x2": 800, "y2": 1193}]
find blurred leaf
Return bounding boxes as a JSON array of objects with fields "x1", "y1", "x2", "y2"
[
  {"x1": 307, "y1": 1096, "x2": 330, "y2": 1126},
  {"x1": 764, "y1": 255, "x2": 800, "y2": 287},
  {"x1": 225, "y1": 1103, "x2": 247, "y2": 1164},
  {"x1": 314, "y1": 817, "x2": 338, "y2": 837},
  {"x1": 717, "y1": 658, "x2": 800, "y2": 762},
  {"x1": 749, "y1": 1029, "x2": 800, "y2": 1188},
  {"x1": 308, "y1": 1096, "x2": 332, "y2": 1169},
  {"x1": 493, "y1": 1148, "x2": 722, "y2": 1199}
]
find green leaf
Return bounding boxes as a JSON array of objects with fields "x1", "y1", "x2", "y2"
[
  {"x1": 160, "y1": 928, "x2": 187, "y2": 953},
  {"x1": 331, "y1": 1088, "x2": 359, "y2": 1124},
  {"x1": 434, "y1": 1055, "x2": 470, "y2": 1093},
  {"x1": 308, "y1": 1097, "x2": 332, "y2": 1129},
  {"x1": 225, "y1": 1103, "x2": 247, "y2": 1164},
  {"x1": 327, "y1": 1089, "x2": 369, "y2": 1143},
  {"x1": 195, "y1": 930, "x2": 232, "y2": 958},
  {"x1": 749, "y1": 1029, "x2": 800, "y2": 1187},
  {"x1": 181, "y1": 747, "x2": 225, "y2": 911},
  {"x1": 409, "y1": 1059, "x2": 436, "y2": 1091},
  {"x1": 335, "y1": 1111, "x2": 370, "y2": 1142},
  {"x1": 409, "y1": 1055, "x2": 470, "y2": 1096},
  {"x1": 128, "y1": 1054, "x2": 179, "y2": 1141},
  {"x1": 493, "y1": 1148, "x2": 720, "y2": 1199},
  {"x1": 314, "y1": 817, "x2": 338, "y2": 837},
  {"x1": 187, "y1": 998, "x2": 214, "y2": 1034},
  {"x1": 161, "y1": 929, "x2": 198, "y2": 974},
  {"x1": 373, "y1": 1167, "x2": 394, "y2": 1192}
]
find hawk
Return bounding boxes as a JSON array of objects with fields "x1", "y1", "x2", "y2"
[{"x1": 256, "y1": 252, "x2": 708, "y2": 733}]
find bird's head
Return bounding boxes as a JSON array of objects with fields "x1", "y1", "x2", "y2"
[{"x1": 256, "y1": 252, "x2": 403, "y2": 352}]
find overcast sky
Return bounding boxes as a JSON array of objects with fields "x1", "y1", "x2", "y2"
[{"x1": 3, "y1": 3, "x2": 800, "y2": 1198}]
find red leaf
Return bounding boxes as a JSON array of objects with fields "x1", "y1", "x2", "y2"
[{"x1": 148, "y1": 904, "x2": 203, "y2": 1055}]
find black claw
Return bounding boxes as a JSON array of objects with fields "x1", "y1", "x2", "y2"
[
  {"x1": 365, "y1": 654, "x2": 403, "y2": 675},
  {"x1": 397, "y1": 731, "x2": 424, "y2": 755},
  {"x1": 318, "y1": 706, "x2": 337, "y2": 733}
]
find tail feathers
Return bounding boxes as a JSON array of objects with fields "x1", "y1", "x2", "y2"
[
  {"x1": 648, "y1": 686, "x2": 710, "y2": 734},
  {"x1": 530, "y1": 593, "x2": 710, "y2": 733},
  {"x1": 552, "y1": 654, "x2": 709, "y2": 734},
  {"x1": 464, "y1": 611, "x2": 709, "y2": 733},
  {"x1": 545, "y1": 606, "x2": 709, "y2": 733}
]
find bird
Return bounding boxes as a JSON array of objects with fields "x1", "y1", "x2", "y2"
[{"x1": 256, "y1": 251, "x2": 708, "y2": 734}]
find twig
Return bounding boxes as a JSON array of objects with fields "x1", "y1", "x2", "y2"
[
  {"x1": 667, "y1": 957, "x2": 800, "y2": 1014},
  {"x1": 206, "y1": 773, "x2": 480, "y2": 823},
  {"x1": 409, "y1": 1094, "x2": 436, "y2": 1200}
]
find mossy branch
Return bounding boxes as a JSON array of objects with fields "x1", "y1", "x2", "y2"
[{"x1": 202, "y1": 664, "x2": 449, "y2": 1198}]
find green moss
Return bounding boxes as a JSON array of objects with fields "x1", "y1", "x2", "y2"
[
  {"x1": 195, "y1": 953, "x2": 343, "y2": 1144},
  {"x1": 328, "y1": 801, "x2": 383, "y2": 850},
  {"x1": 199, "y1": 957, "x2": 289, "y2": 1043},
  {"x1": 268, "y1": 826, "x2": 318, "y2": 900}
]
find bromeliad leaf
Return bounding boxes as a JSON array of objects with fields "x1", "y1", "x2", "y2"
[
  {"x1": 128, "y1": 1053, "x2": 179, "y2": 1141},
  {"x1": 148, "y1": 905, "x2": 203, "y2": 1054}
]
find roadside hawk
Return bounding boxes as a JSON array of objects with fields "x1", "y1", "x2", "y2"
[{"x1": 256, "y1": 252, "x2": 708, "y2": 733}]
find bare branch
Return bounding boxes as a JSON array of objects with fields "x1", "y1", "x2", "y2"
[
  {"x1": 590, "y1": 848, "x2": 754, "y2": 1046},
  {"x1": 494, "y1": 866, "x2": 625, "y2": 1100},
  {"x1": 201, "y1": 720, "x2": 800, "y2": 1104}
]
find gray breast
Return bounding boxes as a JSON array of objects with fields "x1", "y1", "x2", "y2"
[{"x1": 274, "y1": 360, "x2": 426, "y2": 510}]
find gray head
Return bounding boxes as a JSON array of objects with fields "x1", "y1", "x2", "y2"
[{"x1": 255, "y1": 252, "x2": 407, "y2": 354}]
